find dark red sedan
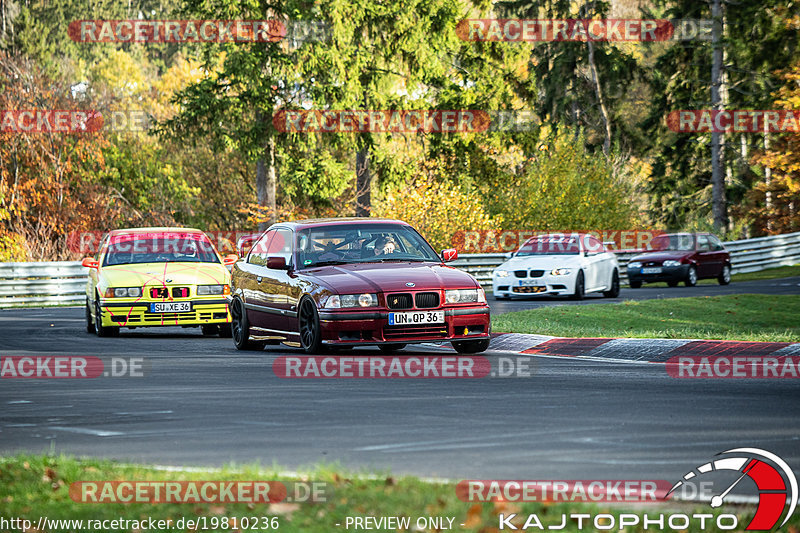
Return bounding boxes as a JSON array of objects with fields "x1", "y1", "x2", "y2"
[
  {"x1": 229, "y1": 218, "x2": 491, "y2": 353},
  {"x1": 626, "y1": 232, "x2": 732, "y2": 288}
]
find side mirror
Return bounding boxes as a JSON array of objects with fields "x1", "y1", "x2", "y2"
[
  {"x1": 223, "y1": 254, "x2": 238, "y2": 267},
  {"x1": 236, "y1": 233, "x2": 260, "y2": 257},
  {"x1": 504, "y1": 251, "x2": 514, "y2": 259},
  {"x1": 81, "y1": 257, "x2": 99, "y2": 269},
  {"x1": 267, "y1": 256, "x2": 289, "y2": 270},
  {"x1": 441, "y1": 248, "x2": 458, "y2": 262}
]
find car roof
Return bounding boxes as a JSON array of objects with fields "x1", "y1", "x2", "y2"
[
  {"x1": 520, "y1": 233, "x2": 593, "y2": 244},
  {"x1": 274, "y1": 218, "x2": 409, "y2": 228},
  {"x1": 108, "y1": 227, "x2": 205, "y2": 235}
]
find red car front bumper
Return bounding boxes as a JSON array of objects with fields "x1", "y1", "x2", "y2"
[{"x1": 317, "y1": 306, "x2": 491, "y2": 345}]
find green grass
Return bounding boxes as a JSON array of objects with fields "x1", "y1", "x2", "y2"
[
  {"x1": 493, "y1": 294, "x2": 800, "y2": 342},
  {"x1": 0, "y1": 454, "x2": 789, "y2": 533}
]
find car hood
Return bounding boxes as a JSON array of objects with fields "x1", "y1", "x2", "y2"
[
  {"x1": 100, "y1": 262, "x2": 230, "y2": 287},
  {"x1": 629, "y1": 251, "x2": 692, "y2": 263},
  {"x1": 303, "y1": 262, "x2": 479, "y2": 293},
  {"x1": 498, "y1": 255, "x2": 583, "y2": 271}
]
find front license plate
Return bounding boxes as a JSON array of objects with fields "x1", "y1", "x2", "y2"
[
  {"x1": 642, "y1": 267, "x2": 662, "y2": 274},
  {"x1": 150, "y1": 302, "x2": 192, "y2": 313},
  {"x1": 519, "y1": 279, "x2": 543, "y2": 286},
  {"x1": 388, "y1": 311, "x2": 444, "y2": 325}
]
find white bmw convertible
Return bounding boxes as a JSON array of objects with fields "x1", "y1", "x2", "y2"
[{"x1": 492, "y1": 234, "x2": 620, "y2": 300}]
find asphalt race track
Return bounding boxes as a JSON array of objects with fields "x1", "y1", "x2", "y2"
[{"x1": 1, "y1": 279, "x2": 799, "y2": 484}]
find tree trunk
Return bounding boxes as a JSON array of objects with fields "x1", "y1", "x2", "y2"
[
  {"x1": 255, "y1": 120, "x2": 277, "y2": 231},
  {"x1": 710, "y1": 0, "x2": 726, "y2": 232},
  {"x1": 763, "y1": 124, "x2": 772, "y2": 232},
  {"x1": 586, "y1": 39, "x2": 611, "y2": 156},
  {"x1": 355, "y1": 142, "x2": 371, "y2": 217}
]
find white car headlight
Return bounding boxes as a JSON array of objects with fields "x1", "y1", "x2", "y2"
[
  {"x1": 358, "y1": 293, "x2": 378, "y2": 307},
  {"x1": 445, "y1": 289, "x2": 480, "y2": 304},
  {"x1": 627, "y1": 262, "x2": 642, "y2": 269},
  {"x1": 494, "y1": 269, "x2": 510, "y2": 277},
  {"x1": 663, "y1": 260, "x2": 682, "y2": 267},
  {"x1": 197, "y1": 284, "x2": 231, "y2": 295},
  {"x1": 325, "y1": 294, "x2": 378, "y2": 308},
  {"x1": 106, "y1": 287, "x2": 142, "y2": 298},
  {"x1": 550, "y1": 268, "x2": 572, "y2": 276}
]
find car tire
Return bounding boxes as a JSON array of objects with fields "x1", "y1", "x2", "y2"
[
  {"x1": 629, "y1": 280, "x2": 642, "y2": 289},
  {"x1": 201, "y1": 324, "x2": 219, "y2": 336},
  {"x1": 378, "y1": 343, "x2": 406, "y2": 354},
  {"x1": 298, "y1": 297, "x2": 323, "y2": 354},
  {"x1": 718, "y1": 264, "x2": 731, "y2": 285},
  {"x1": 452, "y1": 338, "x2": 490, "y2": 354},
  {"x1": 667, "y1": 280, "x2": 679, "y2": 287},
  {"x1": 685, "y1": 265, "x2": 698, "y2": 287},
  {"x1": 603, "y1": 269, "x2": 620, "y2": 298},
  {"x1": 570, "y1": 271, "x2": 585, "y2": 300},
  {"x1": 94, "y1": 295, "x2": 119, "y2": 337},
  {"x1": 218, "y1": 324, "x2": 232, "y2": 337},
  {"x1": 231, "y1": 297, "x2": 265, "y2": 350},
  {"x1": 85, "y1": 299, "x2": 95, "y2": 334}
]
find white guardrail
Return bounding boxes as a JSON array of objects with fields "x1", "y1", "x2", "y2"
[{"x1": 0, "y1": 231, "x2": 799, "y2": 307}]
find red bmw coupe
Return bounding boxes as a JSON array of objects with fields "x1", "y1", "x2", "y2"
[{"x1": 229, "y1": 218, "x2": 491, "y2": 354}]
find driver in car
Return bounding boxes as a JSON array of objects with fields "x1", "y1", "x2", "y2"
[{"x1": 374, "y1": 235, "x2": 397, "y2": 255}]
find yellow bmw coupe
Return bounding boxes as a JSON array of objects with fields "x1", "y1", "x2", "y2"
[{"x1": 82, "y1": 227, "x2": 238, "y2": 337}]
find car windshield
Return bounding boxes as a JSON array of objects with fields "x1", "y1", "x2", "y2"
[
  {"x1": 516, "y1": 236, "x2": 580, "y2": 256},
  {"x1": 296, "y1": 223, "x2": 440, "y2": 268},
  {"x1": 103, "y1": 234, "x2": 221, "y2": 266},
  {"x1": 650, "y1": 234, "x2": 695, "y2": 251}
]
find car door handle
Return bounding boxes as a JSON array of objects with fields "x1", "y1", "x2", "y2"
[{"x1": 256, "y1": 276, "x2": 262, "y2": 283}]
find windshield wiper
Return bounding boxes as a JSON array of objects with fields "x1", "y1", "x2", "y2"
[
  {"x1": 306, "y1": 260, "x2": 352, "y2": 267},
  {"x1": 362, "y1": 257, "x2": 429, "y2": 263}
]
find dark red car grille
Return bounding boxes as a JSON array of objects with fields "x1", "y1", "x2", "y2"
[
  {"x1": 414, "y1": 292, "x2": 439, "y2": 308},
  {"x1": 386, "y1": 293, "x2": 413, "y2": 309},
  {"x1": 384, "y1": 325, "x2": 448, "y2": 339}
]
